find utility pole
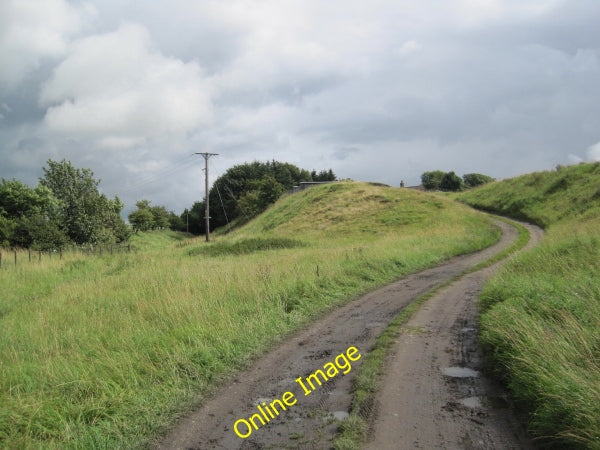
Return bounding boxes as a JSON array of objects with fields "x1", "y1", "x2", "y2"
[{"x1": 194, "y1": 152, "x2": 218, "y2": 241}]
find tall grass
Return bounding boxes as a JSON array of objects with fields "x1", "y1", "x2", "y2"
[
  {"x1": 460, "y1": 163, "x2": 600, "y2": 449},
  {"x1": 0, "y1": 182, "x2": 498, "y2": 448}
]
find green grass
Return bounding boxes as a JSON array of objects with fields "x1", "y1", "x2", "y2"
[
  {"x1": 188, "y1": 237, "x2": 305, "y2": 257},
  {"x1": 458, "y1": 162, "x2": 600, "y2": 228},
  {"x1": 128, "y1": 229, "x2": 192, "y2": 250},
  {"x1": 0, "y1": 182, "x2": 499, "y2": 448},
  {"x1": 333, "y1": 215, "x2": 531, "y2": 450},
  {"x1": 459, "y1": 162, "x2": 600, "y2": 449}
]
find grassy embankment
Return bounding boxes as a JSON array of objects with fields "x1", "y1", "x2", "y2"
[
  {"x1": 459, "y1": 162, "x2": 600, "y2": 449},
  {"x1": 332, "y1": 216, "x2": 531, "y2": 450},
  {"x1": 0, "y1": 181, "x2": 499, "y2": 448}
]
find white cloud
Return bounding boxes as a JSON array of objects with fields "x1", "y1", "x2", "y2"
[
  {"x1": 395, "y1": 40, "x2": 423, "y2": 56},
  {"x1": 0, "y1": 0, "x2": 87, "y2": 88},
  {"x1": 568, "y1": 154, "x2": 584, "y2": 164},
  {"x1": 587, "y1": 142, "x2": 600, "y2": 162},
  {"x1": 40, "y1": 23, "x2": 213, "y2": 148}
]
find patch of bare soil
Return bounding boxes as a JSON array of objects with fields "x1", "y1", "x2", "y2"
[
  {"x1": 364, "y1": 222, "x2": 543, "y2": 450},
  {"x1": 157, "y1": 220, "x2": 540, "y2": 450}
]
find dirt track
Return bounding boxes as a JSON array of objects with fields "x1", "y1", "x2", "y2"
[
  {"x1": 364, "y1": 222, "x2": 543, "y2": 450},
  {"x1": 157, "y1": 220, "x2": 542, "y2": 450}
]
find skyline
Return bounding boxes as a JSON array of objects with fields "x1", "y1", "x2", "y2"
[{"x1": 1, "y1": 0, "x2": 599, "y2": 214}]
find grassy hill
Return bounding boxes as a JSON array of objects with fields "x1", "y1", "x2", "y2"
[
  {"x1": 0, "y1": 182, "x2": 498, "y2": 449},
  {"x1": 458, "y1": 162, "x2": 600, "y2": 227},
  {"x1": 459, "y1": 162, "x2": 600, "y2": 449}
]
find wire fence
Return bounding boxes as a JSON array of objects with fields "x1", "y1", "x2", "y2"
[{"x1": 0, "y1": 244, "x2": 132, "y2": 269}]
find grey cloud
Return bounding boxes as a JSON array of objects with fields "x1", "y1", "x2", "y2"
[
  {"x1": 1, "y1": 0, "x2": 600, "y2": 215},
  {"x1": 333, "y1": 147, "x2": 361, "y2": 161}
]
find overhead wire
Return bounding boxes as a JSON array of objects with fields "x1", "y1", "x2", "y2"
[
  {"x1": 118, "y1": 154, "x2": 198, "y2": 196},
  {"x1": 214, "y1": 182, "x2": 231, "y2": 231}
]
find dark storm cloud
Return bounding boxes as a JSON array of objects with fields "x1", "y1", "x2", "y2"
[{"x1": 1, "y1": 0, "x2": 599, "y2": 213}]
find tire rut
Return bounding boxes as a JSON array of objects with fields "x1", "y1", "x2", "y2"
[
  {"x1": 157, "y1": 220, "x2": 528, "y2": 450},
  {"x1": 364, "y1": 221, "x2": 543, "y2": 450}
]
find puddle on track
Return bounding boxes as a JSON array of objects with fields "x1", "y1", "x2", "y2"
[
  {"x1": 442, "y1": 367, "x2": 480, "y2": 378},
  {"x1": 459, "y1": 396, "x2": 483, "y2": 408},
  {"x1": 331, "y1": 411, "x2": 349, "y2": 420}
]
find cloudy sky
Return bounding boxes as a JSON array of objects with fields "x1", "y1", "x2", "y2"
[{"x1": 1, "y1": 0, "x2": 600, "y2": 215}]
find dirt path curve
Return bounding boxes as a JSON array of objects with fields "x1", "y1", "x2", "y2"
[
  {"x1": 157, "y1": 220, "x2": 541, "y2": 450},
  {"x1": 364, "y1": 221, "x2": 543, "y2": 450}
]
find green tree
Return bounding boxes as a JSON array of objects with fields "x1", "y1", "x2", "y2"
[
  {"x1": 237, "y1": 175, "x2": 285, "y2": 219},
  {"x1": 0, "y1": 215, "x2": 15, "y2": 247},
  {"x1": 312, "y1": 169, "x2": 337, "y2": 181},
  {"x1": 421, "y1": 171, "x2": 446, "y2": 190},
  {"x1": 128, "y1": 208, "x2": 154, "y2": 232},
  {"x1": 463, "y1": 173, "x2": 495, "y2": 188},
  {"x1": 184, "y1": 202, "x2": 205, "y2": 235},
  {"x1": 128, "y1": 200, "x2": 173, "y2": 232},
  {"x1": 149, "y1": 206, "x2": 170, "y2": 229},
  {"x1": 237, "y1": 190, "x2": 263, "y2": 218},
  {"x1": 39, "y1": 159, "x2": 127, "y2": 244},
  {"x1": 440, "y1": 171, "x2": 464, "y2": 191},
  {"x1": 0, "y1": 178, "x2": 66, "y2": 249},
  {"x1": 0, "y1": 179, "x2": 60, "y2": 219},
  {"x1": 168, "y1": 211, "x2": 186, "y2": 232},
  {"x1": 12, "y1": 215, "x2": 68, "y2": 250}
]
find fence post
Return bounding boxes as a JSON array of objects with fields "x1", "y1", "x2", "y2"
[
  {"x1": 28, "y1": 249, "x2": 31, "y2": 262},
  {"x1": 39, "y1": 250, "x2": 41, "y2": 262},
  {"x1": 60, "y1": 247, "x2": 63, "y2": 260},
  {"x1": 0, "y1": 250, "x2": 2, "y2": 269},
  {"x1": 14, "y1": 250, "x2": 17, "y2": 266}
]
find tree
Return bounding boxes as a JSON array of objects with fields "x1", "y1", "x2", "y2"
[
  {"x1": 312, "y1": 169, "x2": 337, "y2": 181},
  {"x1": 185, "y1": 202, "x2": 206, "y2": 235},
  {"x1": 0, "y1": 215, "x2": 15, "y2": 247},
  {"x1": 39, "y1": 159, "x2": 127, "y2": 244},
  {"x1": 463, "y1": 173, "x2": 495, "y2": 188},
  {"x1": 12, "y1": 215, "x2": 68, "y2": 250},
  {"x1": 128, "y1": 200, "x2": 171, "y2": 231},
  {"x1": 128, "y1": 208, "x2": 154, "y2": 232},
  {"x1": 150, "y1": 206, "x2": 170, "y2": 229},
  {"x1": 168, "y1": 211, "x2": 186, "y2": 232},
  {"x1": 440, "y1": 171, "x2": 464, "y2": 191},
  {"x1": 421, "y1": 171, "x2": 446, "y2": 190},
  {"x1": 0, "y1": 178, "x2": 66, "y2": 249},
  {"x1": 237, "y1": 175, "x2": 285, "y2": 218},
  {"x1": 0, "y1": 179, "x2": 59, "y2": 218}
]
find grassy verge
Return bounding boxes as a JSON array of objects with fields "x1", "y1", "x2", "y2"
[
  {"x1": 478, "y1": 219, "x2": 600, "y2": 449},
  {"x1": 459, "y1": 162, "x2": 600, "y2": 449},
  {"x1": 332, "y1": 217, "x2": 531, "y2": 450},
  {"x1": 0, "y1": 182, "x2": 499, "y2": 449}
]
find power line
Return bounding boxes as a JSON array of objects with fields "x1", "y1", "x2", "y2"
[
  {"x1": 119, "y1": 154, "x2": 197, "y2": 196},
  {"x1": 214, "y1": 182, "x2": 230, "y2": 232}
]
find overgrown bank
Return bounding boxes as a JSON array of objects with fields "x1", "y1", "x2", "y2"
[
  {"x1": 0, "y1": 182, "x2": 498, "y2": 448},
  {"x1": 459, "y1": 162, "x2": 600, "y2": 448}
]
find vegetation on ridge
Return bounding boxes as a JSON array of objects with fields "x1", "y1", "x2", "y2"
[{"x1": 459, "y1": 162, "x2": 600, "y2": 449}]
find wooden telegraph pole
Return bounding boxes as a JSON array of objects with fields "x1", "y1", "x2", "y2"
[{"x1": 195, "y1": 152, "x2": 218, "y2": 241}]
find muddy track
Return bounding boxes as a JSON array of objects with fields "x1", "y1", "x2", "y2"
[
  {"x1": 365, "y1": 221, "x2": 543, "y2": 450},
  {"x1": 157, "y1": 220, "x2": 541, "y2": 450}
]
